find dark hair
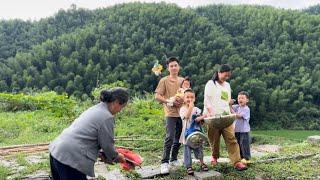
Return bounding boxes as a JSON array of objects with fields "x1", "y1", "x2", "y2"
[
  {"x1": 100, "y1": 87, "x2": 129, "y2": 105},
  {"x1": 166, "y1": 57, "x2": 180, "y2": 66},
  {"x1": 212, "y1": 64, "x2": 232, "y2": 84},
  {"x1": 184, "y1": 88, "x2": 194, "y2": 94},
  {"x1": 238, "y1": 91, "x2": 249, "y2": 99},
  {"x1": 181, "y1": 76, "x2": 192, "y2": 88}
]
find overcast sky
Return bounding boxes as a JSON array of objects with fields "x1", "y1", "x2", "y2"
[{"x1": 1, "y1": 0, "x2": 320, "y2": 21}]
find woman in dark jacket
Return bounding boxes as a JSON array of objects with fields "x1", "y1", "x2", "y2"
[{"x1": 49, "y1": 87, "x2": 128, "y2": 179}]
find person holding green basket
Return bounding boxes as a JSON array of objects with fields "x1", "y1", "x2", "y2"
[{"x1": 203, "y1": 64, "x2": 247, "y2": 171}]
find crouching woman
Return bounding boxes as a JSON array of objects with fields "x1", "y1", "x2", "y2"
[{"x1": 49, "y1": 87, "x2": 128, "y2": 180}]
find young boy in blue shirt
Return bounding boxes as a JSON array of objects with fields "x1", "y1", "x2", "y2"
[{"x1": 232, "y1": 91, "x2": 251, "y2": 164}]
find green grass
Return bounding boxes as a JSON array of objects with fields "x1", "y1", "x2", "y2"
[
  {"x1": 251, "y1": 130, "x2": 320, "y2": 144},
  {"x1": 252, "y1": 130, "x2": 320, "y2": 141},
  {"x1": 160, "y1": 142, "x2": 320, "y2": 179},
  {"x1": 0, "y1": 165, "x2": 10, "y2": 180},
  {"x1": 1, "y1": 95, "x2": 320, "y2": 179},
  {"x1": 3, "y1": 153, "x2": 50, "y2": 179},
  {"x1": 0, "y1": 95, "x2": 166, "y2": 148},
  {"x1": 244, "y1": 143, "x2": 320, "y2": 179},
  {"x1": 0, "y1": 111, "x2": 70, "y2": 147}
]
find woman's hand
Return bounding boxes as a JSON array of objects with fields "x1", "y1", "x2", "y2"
[
  {"x1": 236, "y1": 114, "x2": 243, "y2": 119},
  {"x1": 229, "y1": 99, "x2": 236, "y2": 106},
  {"x1": 202, "y1": 114, "x2": 208, "y2": 119},
  {"x1": 195, "y1": 114, "x2": 207, "y2": 123},
  {"x1": 117, "y1": 153, "x2": 126, "y2": 164},
  {"x1": 99, "y1": 151, "x2": 126, "y2": 164},
  {"x1": 207, "y1": 107, "x2": 215, "y2": 117},
  {"x1": 195, "y1": 117, "x2": 202, "y2": 123},
  {"x1": 99, "y1": 151, "x2": 114, "y2": 165}
]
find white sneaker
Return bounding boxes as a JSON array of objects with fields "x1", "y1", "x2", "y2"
[
  {"x1": 160, "y1": 163, "x2": 169, "y2": 174},
  {"x1": 169, "y1": 160, "x2": 180, "y2": 167}
]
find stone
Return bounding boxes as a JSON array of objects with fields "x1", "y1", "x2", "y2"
[
  {"x1": 21, "y1": 170, "x2": 49, "y2": 180},
  {"x1": 0, "y1": 156, "x2": 15, "y2": 167},
  {"x1": 185, "y1": 170, "x2": 222, "y2": 180},
  {"x1": 307, "y1": 135, "x2": 320, "y2": 144},
  {"x1": 185, "y1": 175, "x2": 198, "y2": 180},
  {"x1": 25, "y1": 155, "x2": 46, "y2": 164},
  {"x1": 0, "y1": 156, "x2": 27, "y2": 179},
  {"x1": 137, "y1": 160, "x2": 223, "y2": 179},
  {"x1": 93, "y1": 162, "x2": 127, "y2": 180},
  {"x1": 203, "y1": 156, "x2": 230, "y2": 165},
  {"x1": 136, "y1": 165, "x2": 161, "y2": 179},
  {"x1": 252, "y1": 145, "x2": 281, "y2": 153},
  {"x1": 99, "y1": 169, "x2": 127, "y2": 180},
  {"x1": 194, "y1": 170, "x2": 222, "y2": 180},
  {"x1": 251, "y1": 150, "x2": 266, "y2": 158}
]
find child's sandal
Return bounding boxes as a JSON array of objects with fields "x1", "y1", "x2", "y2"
[
  {"x1": 187, "y1": 167, "x2": 194, "y2": 175},
  {"x1": 201, "y1": 164, "x2": 209, "y2": 171}
]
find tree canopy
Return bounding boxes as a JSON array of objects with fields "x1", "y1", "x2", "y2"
[{"x1": 0, "y1": 3, "x2": 320, "y2": 129}]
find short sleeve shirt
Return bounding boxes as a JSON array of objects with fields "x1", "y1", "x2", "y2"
[{"x1": 155, "y1": 76, "x2": 184, "y2": 117}]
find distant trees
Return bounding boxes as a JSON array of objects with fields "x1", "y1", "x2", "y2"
[{"x1": 0, "y1": 3, "x2": 320, "y2": 129}]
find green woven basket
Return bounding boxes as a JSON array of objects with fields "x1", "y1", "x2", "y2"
[
  {"x1": 185, "y1": 131, "x2": 208, "y2": 149},
  {"x1": 204, "y1": 114, "x2": 237, "y2": 129}
]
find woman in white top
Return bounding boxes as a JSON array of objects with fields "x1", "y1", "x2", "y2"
[{"x1": 203, "y1": 64, "x2": 247, "y2": 171}]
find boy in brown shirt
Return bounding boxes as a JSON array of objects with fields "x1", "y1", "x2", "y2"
[{"x1": 155, "y1": 57, "x2": 184, "y2": 174}]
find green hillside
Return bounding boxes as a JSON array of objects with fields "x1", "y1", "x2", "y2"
[{"x1": 0, "y1": 3, "x2": 320, "y2": 129}]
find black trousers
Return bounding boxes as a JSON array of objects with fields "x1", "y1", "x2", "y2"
[
  {"x1": 235, "y1": 132, "x2": 251, "y2": 160},
  {"x1": 161, "y1": 117, "x2": 182, "y2": 163},
  {"x1": 50, "y1": 154, "x2": 87, "y2": 180}
]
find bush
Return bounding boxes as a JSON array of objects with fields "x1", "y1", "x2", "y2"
[
  {"x1": 114, "y1": 93, "x2": 165, "y2": 151},
  {"x1": 91, "y1": 81, "x2": 128, "y2": 101},
  {"x1": 0, "y1": 92, "x2": 76, "y2": 117}
]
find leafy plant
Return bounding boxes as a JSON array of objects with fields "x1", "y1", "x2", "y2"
[
  {"x1": 91, "y1": 81, "x2": 128, "y2": 100},
  {"x1": 0, "y1": 92, "x2": 76, "y2": 117}
]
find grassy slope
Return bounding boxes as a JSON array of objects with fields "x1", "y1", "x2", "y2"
[
  {"x1": 0, "y1": 96, "x2": 319, "y2": 179},
  {"x1": 252, "y1": 130, "x2": 320, "y2": 140},
  {"x1": 0, "y1": 111, "x2": 70, "y2": 146}
]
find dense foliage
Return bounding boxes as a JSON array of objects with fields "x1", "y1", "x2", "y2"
[
  {"x1": 0, "y1": 3, "x2": 320, "y2": 129},
  {"x1": 0, "y1": 91, "x2": 76, "y2": 117}
]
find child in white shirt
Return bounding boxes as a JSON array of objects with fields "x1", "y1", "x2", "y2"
[{"x1": 179, "y1": 89, "x2": 208, "y2": 175}]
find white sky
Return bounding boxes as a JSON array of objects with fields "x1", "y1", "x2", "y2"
[{"x1": 0, "y1": 0, "x2": 320, "y2": 21}]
